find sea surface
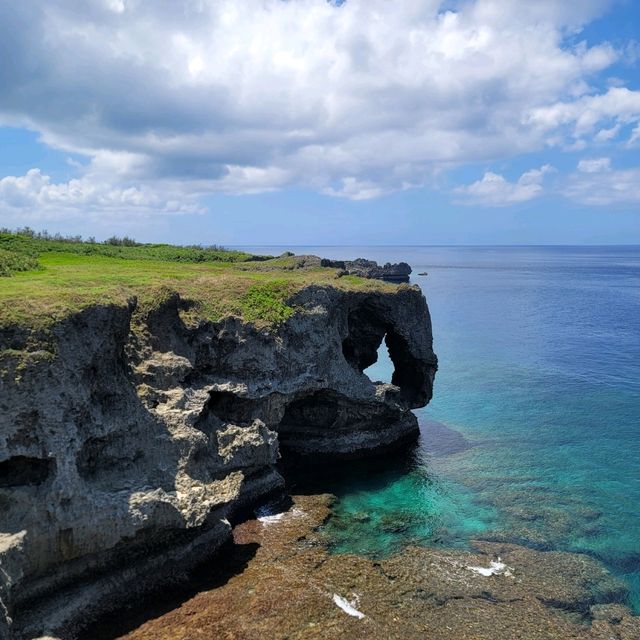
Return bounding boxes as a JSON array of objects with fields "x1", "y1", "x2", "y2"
[{"x1": 242, "y1": 245, "x2": 640, "y2": 612}]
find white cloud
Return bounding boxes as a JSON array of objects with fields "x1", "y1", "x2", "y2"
[
  {"x1": 0, "y1": 169, "x2": 202, "y2": 218},
  {"x1": 0, "y1": 0, "x2": 633, "y2": 214},
  {"x1": 526, "y1": 86, "x2": 640, "y2": 145},
  {"x1": 577, "y1": 157, "x2": 611, "y2": 173},
  {"x1": 628, "y1": 124, "x2": 640, "y2": 146},
  {"x1": 105, "y1": 0, "x2": 125, "y2": 14},
  {"x1": 566, "y1": 159, "x2": 640, "y2": 206},
  {"x1": 210, "y1": 165, "x2": 293, "y2": 195},
  {"x1": 594, "y1": 124, "x2": 620, "y2": 142},
  {"x1": 455, "y1": 165, "x2": 554, "y2": 206},
  {"x1": 322, "y1": 177, "x2": 389, "y2": 201}
]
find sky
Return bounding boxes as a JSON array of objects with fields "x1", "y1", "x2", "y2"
[{"x1": 0, "y1": 0, "x2": 639, "y2": 245}]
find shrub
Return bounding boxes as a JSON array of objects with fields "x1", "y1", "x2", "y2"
[{"x1": 0, "y1": 249, "x2": 41, "y2": 277}]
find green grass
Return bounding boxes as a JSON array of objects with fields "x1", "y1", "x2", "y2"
[
  {"x1": 240, "y1": 280, "x2": 295, "y2": 324},
  {"x1": 0, "y1": 237, "x2": 393, "y2": 328}
]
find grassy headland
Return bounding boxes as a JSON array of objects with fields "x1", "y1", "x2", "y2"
[{"x1": 0, "y1": 230, "x2": 391, "y2": 328}]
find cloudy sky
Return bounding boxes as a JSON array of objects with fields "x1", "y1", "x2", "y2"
[{"x1": 1, "y1": 0, "x2": 639, "y2": 244}]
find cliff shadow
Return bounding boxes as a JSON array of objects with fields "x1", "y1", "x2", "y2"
[
  {"x1": 79, "y1": 538, "x2": 260, "y2": 640},
  {"x1": 277, "y1": 438, "x2": 422, "y2": 499}
]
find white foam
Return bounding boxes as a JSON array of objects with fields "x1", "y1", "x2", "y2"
[
  {"x1": 332, "y1": 594, "x2": 365, "y2": 619},
  {"x1": 466, "y1": 558, "x2": 512, "y2": 577},
  {"x1": 256, "y1": 506, "x2": 304, "y2": 525},
  {"x1": 257, "y1": 512, "x2": 286, "y2": 524}
]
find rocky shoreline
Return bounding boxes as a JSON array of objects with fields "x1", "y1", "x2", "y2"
[
  {"x1": 92, "y1": 493, "x2": 639, "y2": 640},
  {"x1": 4, "y1": 255, "x2": 637, "y2": 640}
]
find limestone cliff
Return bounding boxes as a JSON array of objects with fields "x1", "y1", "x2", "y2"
[{"x1": 0, "y1": 283, "x2": 437, "y2": 639}]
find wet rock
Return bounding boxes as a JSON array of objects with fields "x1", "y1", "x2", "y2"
[
  {"x1": 111, "y1": 495, "x2": 640, "y2": 640},
  {"x1": 353, "y1": 512, "x2": 371, "y2": 523},
  {"x1": 590, "y1": 603, "x2": 627, "y2": 623}
]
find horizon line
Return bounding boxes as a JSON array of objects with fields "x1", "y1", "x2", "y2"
[{"x1": 228, "y1": 243, "x2": 640, "y2": 248}]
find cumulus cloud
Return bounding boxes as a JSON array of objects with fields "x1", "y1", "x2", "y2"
[
  {"x1": 0, "y1": 169, "x2": 202, "y2": 219},
  {"x1": 566, "y1": 158, "x2": 640, "y2": 205},
  {"x1": 526, "y1": 87, "x2": 640, "y2": 146},
  {"x1": 0, "y1": 0, "x2": 634, "y2": 215},
  {"x1": 455, "y1": 165, "x2": 554, "y2": 206}
]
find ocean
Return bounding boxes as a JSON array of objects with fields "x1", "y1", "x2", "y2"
[{"x1": 241, "y1": 245, "x2": 640, "y2": 613}]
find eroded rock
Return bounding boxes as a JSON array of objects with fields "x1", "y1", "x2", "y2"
[
  {"x1": 0, "y1": 283, "x2": 437, "y2": 638},
  {"x1": 321, "y1": 258, "x2": 412, "y2": 282}
]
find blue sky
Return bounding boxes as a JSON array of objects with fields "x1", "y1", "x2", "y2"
[{"x1": 0, "y1": 0, "x2": 639, "y2": 245}]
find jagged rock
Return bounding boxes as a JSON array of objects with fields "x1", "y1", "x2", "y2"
[
  {"x1": 321, "y1": 257, "x2": 412, "y2": 282},
  {"x1": 0, "y1": 283, "x2": 436, "y2": 638},
  {"x1": 241, "y1": 254, "x2": 411, "y2": 282}
]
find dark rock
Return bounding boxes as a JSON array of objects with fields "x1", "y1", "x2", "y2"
[{"x1": 321, "y1": 258, "x2": 412, "y2": 282}]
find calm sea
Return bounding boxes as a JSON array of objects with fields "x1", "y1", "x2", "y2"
[{"x1": 241, "y1": 246, "x2": 640, "y2": 612}]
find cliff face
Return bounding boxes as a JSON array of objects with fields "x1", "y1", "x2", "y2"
[{"x1": 0, "y1": 284, "x2": 436, "y2": 639}]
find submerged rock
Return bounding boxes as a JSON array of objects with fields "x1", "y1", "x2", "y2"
[
  {"x1": 0, "y1": 283, "x2": 437, "y2": 638},
  {"x1": 106, "y1": 494, "x2": 640, "y2": 640}
]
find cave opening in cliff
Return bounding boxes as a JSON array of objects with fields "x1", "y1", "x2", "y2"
[
  {"x1": 341, "y1": 304, "x2": 387, "y2": 373},
  {"x1": 0, "y1": 456, "x2": 55, "y2": 488},
  {"x1": 205, "y1": 390, "x2": 259, "y2": 425},
  {"x1": 362, "y1": 334, "x2": 394, "y2": 384},
  {"x1": 342, "y1": 304, "x2": 425, "y2": 404}
]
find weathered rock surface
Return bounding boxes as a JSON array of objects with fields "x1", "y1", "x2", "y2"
[
  {"x1": 321, "y1": 258, "x2": 412, "y2": 282},
  {"x1": 107, "y1": 494, "x2": 640, "y2": 640},
  {"x1": 0, "y1": 283, "x2": 436, "y2": 639}
]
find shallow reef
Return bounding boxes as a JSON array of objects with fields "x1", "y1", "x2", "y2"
[{"x1": 102, "y1": 494, "x2": 640, "y2": 640}]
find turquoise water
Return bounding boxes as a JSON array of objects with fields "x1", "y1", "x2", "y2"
[{"x1": 248, "y1": 246, "x2": 640, "y2": 612}]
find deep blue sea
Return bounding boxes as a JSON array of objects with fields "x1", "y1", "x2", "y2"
[{"x1": 244, "y1": 246, "x2": 640, "y2": 612}]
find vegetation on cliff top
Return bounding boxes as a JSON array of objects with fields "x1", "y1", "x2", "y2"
[
  {"x1": 0, "y1": 228, "x2": 262, "y2": 264},
  {"x1": 0, "y1": 229, "x2": 392, "y2": 328}
]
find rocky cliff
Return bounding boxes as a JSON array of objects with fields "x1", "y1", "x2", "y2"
[
  {"x1": 320, "y1": 258, "x2": 412, "y2": 282},
  {"x1": 0, "y1": 283, "x2": 437, "y2": 639}
]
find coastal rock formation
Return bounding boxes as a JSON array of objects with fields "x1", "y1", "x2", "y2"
[
  {"x1": 0, "y1": 283, "x2": 437, "y2": 639},
  {"x1": 321, "y1": 258, "x2": 412, "y2": 282},
  {"x1": 243, "y1": 255, "x2": 412, "y2": 282}
]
